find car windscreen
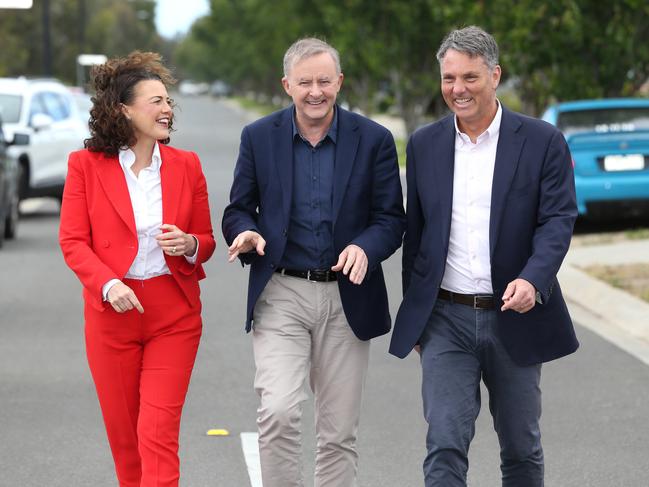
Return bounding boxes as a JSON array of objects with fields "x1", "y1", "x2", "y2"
[
  {"x1": 557, "y1": 107, "x2": 649, "y2": 136},
  {"x1": 0, "y1": 94, "x2": 23, "y2": 123}
]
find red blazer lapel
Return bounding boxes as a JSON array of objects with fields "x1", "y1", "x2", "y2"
[
  {"x1": 159, "y1": 144, "x2": 185, "y2": 225},
  {"x1": 94, "y1": 152, "x2": 136, "y2": 235}
]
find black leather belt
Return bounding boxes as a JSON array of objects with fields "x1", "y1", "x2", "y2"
[
  {"x1": 438, "y1": 288, "x2": 495, "y2": 309},
  {"x1": 275, "y1": 268, "x2": 337, "y2": 282}
]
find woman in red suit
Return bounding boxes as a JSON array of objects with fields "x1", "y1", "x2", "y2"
[{"x1": 59, "y1": 51, "x2": 215, "y2": 487}]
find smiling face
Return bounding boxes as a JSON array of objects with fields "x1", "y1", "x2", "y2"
[
  {"x1": 282, "y1": 52, "x2": 343, "y2": 130},
  {"x1": 440, "y1": 49, "x2": 501, "y2": 138},
  {"x1": 120, "y1": 79, "x2": 173, "y2": 144}
]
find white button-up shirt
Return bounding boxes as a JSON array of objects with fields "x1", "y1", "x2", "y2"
[
  {"x1": 440, "y1": 102, "x2": 502, "y2": 294},
  {"x1": 102, "y1": 143, "x2": 196, "y2": 299}
]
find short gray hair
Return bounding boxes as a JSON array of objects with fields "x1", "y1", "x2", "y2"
[
  {"x1": 436, "y1": 26, "x2": 499, "y2": 70},
  {"x1": 283, "y1": 37, "x2": 341, "y2": 77}
]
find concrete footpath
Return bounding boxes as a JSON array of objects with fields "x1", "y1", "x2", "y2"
[{"x1": 560, "y1": 239, "x2": 649, "y2": 366}]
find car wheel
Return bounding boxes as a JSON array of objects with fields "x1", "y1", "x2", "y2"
[
  {"x1": 18, "y1": 159, "x2": 29, "y2": 202},
  {"x1": 4, "y1": 190, "x2": 19, "y2": 239}
]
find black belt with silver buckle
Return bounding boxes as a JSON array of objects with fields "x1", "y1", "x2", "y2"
[
  {"x1": 438, "y1": 288, "x2": 495, "y2": 309},
  {"x1": 275, "y1": 268, "x2": 337, "y2": 282}
]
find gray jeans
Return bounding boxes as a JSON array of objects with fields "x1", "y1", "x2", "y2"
[{"x1": 420, "y1": 298, "x2": 544, "y2": 487}]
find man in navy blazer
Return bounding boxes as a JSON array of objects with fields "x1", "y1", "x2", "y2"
[
  {"x1": 389, "y1": 27, "x2": 578, "y2": 486},
  {"x1": 223, "y1": 38, "x2": 404, "y2": 487}
]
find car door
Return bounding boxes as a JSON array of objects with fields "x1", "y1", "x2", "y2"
[
  {"x1": 37, "y1": 91, "x2": 80, "y2": 187},
  {"x1": 24, "y1": 92, "x2": 60, "y2": 189}
]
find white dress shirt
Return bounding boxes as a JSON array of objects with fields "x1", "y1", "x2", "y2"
[
  {"x1": 102, "y1": 143, "x2": 197, "y2": 299},
  {"x1": 440, "y1": 102, "x2": 502, "y2": 295}
]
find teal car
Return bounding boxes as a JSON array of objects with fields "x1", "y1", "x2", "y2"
[{"x1": 541, "y1": 98, "x2": 649, "y2": 218}]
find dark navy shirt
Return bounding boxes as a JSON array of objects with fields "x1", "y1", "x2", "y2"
[{"x1": 279, "y1": 108, "x2": 338, "y2": 270}]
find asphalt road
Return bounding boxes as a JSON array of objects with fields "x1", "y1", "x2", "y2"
[{"x1": 1, "y1": 95, "x2": 648, "y2": 486}]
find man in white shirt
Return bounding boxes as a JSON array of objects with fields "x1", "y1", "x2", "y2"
[{"x1": 390, "y1": 26, "x2": 579, "y2": 487}]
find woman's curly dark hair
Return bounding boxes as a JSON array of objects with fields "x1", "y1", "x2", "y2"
[{"x1": 85, "y1": 51, "x2": 176, "y2": 155}]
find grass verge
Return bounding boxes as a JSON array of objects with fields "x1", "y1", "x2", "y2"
[{"x1": 583, "y1": 263, "x2": 649, "y2": 303}]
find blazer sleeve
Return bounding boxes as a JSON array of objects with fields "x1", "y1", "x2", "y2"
[
  {"x1": 177, "y1": 151, "x2": 216, "y2": 276},
  {"x1": 221, "y1": 126, "x2": 262, "y2": 265},
  {"x1": 350, "y1": 130, "x2": 406, "y2": 271},
  {"x1": 518, "y1": 130, "x2": 578, "y2": 302},
  {"x1": 59, "y1": 151, "x2": 119, "y2": 302}
]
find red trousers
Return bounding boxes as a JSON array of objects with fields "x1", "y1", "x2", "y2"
[{"x1": 84, "y1": 275, "x2": 201, "y2": 487}]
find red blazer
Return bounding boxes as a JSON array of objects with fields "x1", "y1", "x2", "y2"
[{"x1": 59, "y1": 144, "x2": 216, "y2": 312}]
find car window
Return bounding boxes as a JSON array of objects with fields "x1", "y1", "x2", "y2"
[
  {"x1": 557, "y1": 108, "x2": 649, "y2": 136},
  {"x1": 41, "y1": 92, "x2": 71, "y2": 121},
  {"x1": 0, "y1": 94, "x2": 23, "y2": 123},
  {"x1": 29, "y1": 93, "x2": 48, "y2": 119}
]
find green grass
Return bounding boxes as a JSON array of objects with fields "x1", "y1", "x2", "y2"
[
  {"x1": 584, "y1": 263, "x2": 649, "y2": 303},
  {"x1": 625, "y1": 228, "x2": 649, "y2": 240}
]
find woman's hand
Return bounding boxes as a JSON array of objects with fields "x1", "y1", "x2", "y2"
[
  {"x1": 156, "y1": 224, "x2": 197, "y2": 257},
  {"x1": 107, "y1": 282, "x2": 144, "y2": 314}
]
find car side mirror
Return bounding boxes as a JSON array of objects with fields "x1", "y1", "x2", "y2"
[
  {"x1": 30, "y1": 113, "x2": 54, "y2": 131},
  {"x1": 11, "y1": 133, "x2": 30, "y2": 146}
]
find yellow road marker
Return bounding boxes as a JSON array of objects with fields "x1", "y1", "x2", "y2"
[{"x1": 206, "y1": 428, "x2": 230, "y2": 436}]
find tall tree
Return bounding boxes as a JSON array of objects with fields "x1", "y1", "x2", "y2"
[
  {"x1": 172, "y1": 0, "x2": 649, "y2": 132},
  {"x1": 0, "y1": 0, "x2": 164, "y2": 85}
]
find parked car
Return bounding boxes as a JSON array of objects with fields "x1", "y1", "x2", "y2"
[
  {"x1": 0, "y1": 77, "x2": 89, "y2": 201},
  {"x1": 209, "y1": 80, "x2": 231, "y2": 98},
  {"x1": 69, "y1": 88, "x2": 93, "y2": 125},
  {"x1": 178, "y1": 80, "x2": 209, "y2": 96},
  {"x1": 542, "y1": 98, "x2": 649, "y2": 218},
  {"x1": 0, "y1": 116, "x2": 20, "y2": 247}
]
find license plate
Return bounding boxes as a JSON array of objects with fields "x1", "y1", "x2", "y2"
[{"x1": 603, "y1": 154, "x2": 645, "y2": 171}]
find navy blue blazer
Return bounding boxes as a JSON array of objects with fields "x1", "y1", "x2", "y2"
[
  {"x1": 222, "y1": 106, "x2": 406, "y2": 340},
  {"x1": 389, "y1": 107, "x2": 579, "y2": 366}
]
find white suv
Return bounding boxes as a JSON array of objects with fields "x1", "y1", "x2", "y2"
[{"x1": 0, "y1": 78, "x2": 90, "y2": 201}]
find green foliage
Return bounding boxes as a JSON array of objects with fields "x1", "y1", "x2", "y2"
[
  {"x1": 0, "y1": 0, "x2": 164, "y2": 85},
  {"x1": 494, "y1": 0, "x2": 649, "y2": 114},
  {"x1": 4, "y1": 0, "x2": 647, "y2": 131},
  {"x1": 172, "y1": 0, "x2": 649, "y2": 130}
]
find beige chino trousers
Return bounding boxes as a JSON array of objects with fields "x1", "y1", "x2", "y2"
[{"x1": 252, "y1": 273, "x2": 370, "y2": 487}]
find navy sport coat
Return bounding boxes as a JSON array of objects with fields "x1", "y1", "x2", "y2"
[
  {"x1": 389, "y1": 106, "x2": 579, "y2": 365},
  {"x1": 223, "y1": 105, "x2": 406, "y2": 340}
]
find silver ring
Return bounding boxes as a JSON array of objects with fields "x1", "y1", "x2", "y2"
[{"x1": 172, "y1": 246, "x2": 177, "y2": 254}]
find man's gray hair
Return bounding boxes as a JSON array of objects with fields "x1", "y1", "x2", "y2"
[
  {"x1": 283, "y1": 37, "x2": 341, "y2": 77},
  {"x1": 436, "y1": 26, "x2": 499, "y2": 70}
]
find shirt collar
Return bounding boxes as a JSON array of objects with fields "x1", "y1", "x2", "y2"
[
  {"x1": 454, "y1": 100, "x2": 502, "y2": 145},
  {"x1": 292, "y1": 105, "x2": 338, "y2": 145},
  {"x1": 118, "y1": 142, "x2": 162, "y2": 172}
]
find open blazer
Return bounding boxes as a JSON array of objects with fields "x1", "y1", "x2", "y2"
[
  {"x1": 390, "y1": 106, "x2": 579, "y2": 365},
  {"x1": 59, "y1": 144, "x2": 215, "y2": 311},
  {"x1": 222, "y1": 105, "x2": 406, "y2": 340}
]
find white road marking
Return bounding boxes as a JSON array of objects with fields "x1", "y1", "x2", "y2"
[{"x1": 240, "y1": 432, "x2": 262, "y2": 487}]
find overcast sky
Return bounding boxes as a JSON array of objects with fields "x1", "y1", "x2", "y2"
[{"x1": 155, "y1": 0, "x2": 210, "y2": 39}]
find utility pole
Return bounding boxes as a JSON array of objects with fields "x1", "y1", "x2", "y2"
[
  {"x1": 77, "y1": 0, "x2": 86, "y2": 54},
  {"x1": 41, "y1": 0, "x2": 52, "y2": 76}
]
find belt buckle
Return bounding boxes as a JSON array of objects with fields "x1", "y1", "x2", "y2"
[{"x1": 473, "y1": 295, "x2": 491, "y2": 309}]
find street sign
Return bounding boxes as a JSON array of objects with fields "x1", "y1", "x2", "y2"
[
  {"x1": 76, "y1": 54, "x2": 108, "y2": 90},
  {"x1": 0, "y1": 0, "x2": 33, "y2": 7},
  {"x1": 77, "y1": 54, "x2": 108, "y2": 66}
]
